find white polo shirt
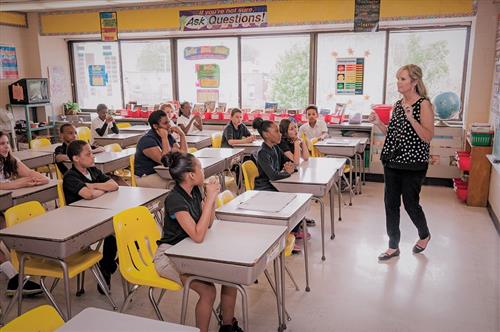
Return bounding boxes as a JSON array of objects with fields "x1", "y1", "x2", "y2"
[
  {"x1": 91, "y1": 116, "x2": 113, "y2": 144},
  {"x1": 298, "y1": 120, "x2": 328, "y2": 140},
  {"x1": 176, "y1": 114, "x2": 201, "y2": 134}
]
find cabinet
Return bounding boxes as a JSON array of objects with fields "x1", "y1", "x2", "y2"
[
  {"x1": 463, "y1": 137, "x2": 493, "y2": 207},
  {"x1": 7, "y1": 103, "x2": 55, "y2": 147}
]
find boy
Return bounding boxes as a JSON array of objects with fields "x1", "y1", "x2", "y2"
[
  {"x1": 91, "y1": 103, "x2": 119, "y2": 144},
  {"x1": 62, "y1": 140, "x2": 119, "y2": 293},
  {"x1": 134, "y1": 110, "x2": 188, "y2": 188},
  {"x1": 221, "y1": 108, "x2": 255, "y2": 148},
  {"x1": 298, "y1": 105, "x2": 328, "y2": 142},
  {"x1": 55, "y1": 123, "x2": 104, "y2": 175}
]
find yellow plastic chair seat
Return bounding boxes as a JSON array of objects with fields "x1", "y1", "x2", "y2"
[
  {"x1": 343, "y1": 164, "x2": 351, "y2": 173},
  {"x1": 116, "y1": 122, "x2": 132, "y2": 129},
  {"x1": 211, "y1": 132, "x2": 222, "y2": 148},
  {"x1": 122, "y1": 265, "x2": 182, "y2": 291},
  {"x1": 241, "y1": 160, "x2": 258, "y2": 191},
  {"x1": 1, "y1": 305, "x2": 64, "y2": 332},
  {"x1": 188, "y1": 147, "x2": 198, "y2": 154},
  {"x1": 114, "y1": 169, "x2": 131, "y2": 177},
  {"x1": 13, "y1": 249, "x2": 102, "y2": 279},
  {"x1": 284, "y1": 233, "x2": 296, "y2": 257},
  {"x1": 216, "y1": 190, "x2": 235, "y2": 208},
  {"x1": 104, "y1": 143, "x2": 122, "y2": 152}
]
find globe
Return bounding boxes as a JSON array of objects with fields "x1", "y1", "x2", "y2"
[{"x1": 433, "y1": 92, "x2": 460, "y2": 120}]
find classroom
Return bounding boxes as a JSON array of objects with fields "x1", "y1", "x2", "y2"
[{"x1": 0, "y1": 0, "x2": 498, "y2": 331}]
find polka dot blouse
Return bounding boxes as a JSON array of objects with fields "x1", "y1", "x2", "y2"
[{"x1": 380, "y1": 98, "x2": 430, "y2": 171}]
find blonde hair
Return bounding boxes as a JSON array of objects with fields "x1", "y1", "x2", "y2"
[
  {"x1": 159, "y1": 103, "x2": 175, "y2": 112},
  {"x1": 397, "y1": 64, "x2": 429, "y2": 100}
]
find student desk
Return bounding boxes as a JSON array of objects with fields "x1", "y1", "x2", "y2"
[
  {"x1": 93, "y1": 133, "x2": 142, "y2": 148},
  {"x1": 187, "y1": 129, "x2": 221, "y2": 137},
  {"x1": 12, "y1": 150, "x2": 54, "y2": 169},
  {"x1": 10, "y1": 179, "x2": 59, "y2": 206},
  {"x1": 0, "y1": 190, "x2": 13, "y2": 210},
  {"x1": 155, "y1": 157, "x2": 225, "y2": 181},
  {"x1": 31, "y1": 143, "x2": 62, "y2": 153},
  {"x1": 193, "y1": 148, "x2": 245, "y2": 190},
  {"x1": 57, "y1": 307, "x2": 199, "y2": 332},
  {"x1": 166, "y1": 220, "x2": 288, "y2": 332},
  {"x1": 117, "y1": 124, "x2": 151, "y2": 134},
  {"x1": 272, "y1": 158, "x2": 345, "y2": 260},
  {"x1": 215, "y1": 190, "x2": 313, "y2": 291},
  {"x1": 185, "y1": 135, "x2": 212, "y2": 149},
  {"x1": 69, "y1": 186, "x2": 167, "y2": 214},
  {"x1": 62, "y1": 149, "x2": 136, "y2": 174},
  {"x1": 236, "y1": 140, "x2": 263, "y2": 156},
  {"x1": 0, "y1": 206, "x2": 117, "y2": 319}
]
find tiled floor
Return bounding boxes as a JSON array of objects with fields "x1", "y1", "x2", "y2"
[{"x1": 1, "y1": 182, "x2": 498, "y2": 331}]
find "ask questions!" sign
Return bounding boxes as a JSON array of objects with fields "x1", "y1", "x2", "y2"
[{"x1": 179, "y1": 6, "x2": 267, "y2": 31}]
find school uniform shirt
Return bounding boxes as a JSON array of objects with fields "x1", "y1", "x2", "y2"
[
  {"x1": 298, "y1": 120, "x2": 328, "y2": 140},
  {"x1": 90, "y1": 116, "x2": 119, "y2": 144},
  {"x1": 221, "y1": 122, "x2": 251, "y2": 148},
  {"x1": 62, "y1": 166, "x2": 110, "y2": 205},
  {"x1": 158, "y1": 184, "x2": 203, "y2": 246},
  {"x1": 54, "y1": 142, "x2": 99, "y2": 175},
  {"x1": 254, "y1": 143, "x2": 292, "y2": 191},
  {"x1": 278, "y1": 137, "x2": 296, "y2": 155},
  {"x1": 134, "y1": 129, "x2": 176, "y2": 177},
  {"x1": 176, "y1": 114, "x2": 201, "y2": 134}
]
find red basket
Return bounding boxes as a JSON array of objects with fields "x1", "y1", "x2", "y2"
[
  {"x1": 452, "y1": 177, "x2": 468, "y2": 189},
  {"x1": 372, "y1": 105, "x2": 392, "y2": 125},
  {"x1": 204, "y1": 112, "x2": 223, "y2": 120},
  {"x1": 326, "y1": 115, "x2": 345, "y2": 124},
  {"x1": 294, "y1": 114, "x2": 305, "y2": 123},
  {"x1": 457, "y1": 155, "x2": 471, "y2": 172},
  {"x1": 455, "y1": 187, "x2": 468, "y2": 202}
]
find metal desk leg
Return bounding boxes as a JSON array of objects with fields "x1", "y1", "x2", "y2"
[
  {"x1": 334, "y1": 179, "x2": 342, "y2": 222},
  {"x1": 17, "y1": 254, "x2": 26, "y2": 316},
  {"x1": 312, "y1": 197, "x2": 326, "y2": 261},
  {"x1": 273, "y1": 259, "x2": 283, "y2": 331},
  {"x1": 302, "y1": 218, "x2": 310, "y2": 292},
  {"x1": 329, "y1": 185, "x2": 335, "y2": 240},
  {"x1": 279, "y1": 251, "x2": 287, "y2": 330}
]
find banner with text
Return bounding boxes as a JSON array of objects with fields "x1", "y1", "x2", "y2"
[{"x1": 180, "y1": 6, "x2": 267, "y2": 31}]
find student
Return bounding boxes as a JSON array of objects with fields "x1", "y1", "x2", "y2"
[
  {"x1": 252, "y1": 118, "x2": 295, "y2": 191},
  {"x1": 177, "y1": 101, "x2": 203, "y2": 135},
  {"x1": 153, "y1": 152, "x2": 243, "y2": 332},
  {"x1": 62, "y1": 140, "x2": 119, "y2": 293},
  {"x1": 55, "y1": 123, "x2": 105, "y2": 175},
  {"x1": 0, "y1": 131, "x2": 47, "y2": 296},
  {"x1": 221, "y1": 108, "x2": 255, "y2": 148},
  {"x1": 90, "y1": 103, "x2": 119, "y2": 144},
  {"x1": 134, "y1": 110, "x2": 188, "y2": 188},
  {"x1": 159, "y1": 103, "x2": 177, "y2": 126},
  {"x1": 298, "y1": 105, "x2": 328, "y2": 142}
]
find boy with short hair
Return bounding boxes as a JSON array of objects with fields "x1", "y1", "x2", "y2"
[
  {"x1": 91, "y1": 103, "x2": 119, "y2": 144},
  {"x1": 298, "y1": 105, "x2": 329, "y2": 141},
  {"x1": 63, "y1": 140, "x2": 119, "y2": 293}
]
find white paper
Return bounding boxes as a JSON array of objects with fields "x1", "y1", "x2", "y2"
[{"x1": 237, "y1": 192, "x2": 296, "y2": 213}]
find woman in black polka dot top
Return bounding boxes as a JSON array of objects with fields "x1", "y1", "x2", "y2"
[{"x1": 369, "y1": 64, "x2": 434, "y2": 261}]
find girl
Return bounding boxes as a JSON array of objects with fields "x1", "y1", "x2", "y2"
[
  {"x1": 154, "y1": 152, "x2": 243, "y2": 332},
  {"x1": 278, "y1": 118, "x2": 309, "y2": 165},
  {"x1": 177, "y1": 101, "x2": 203, "y2": 135}
]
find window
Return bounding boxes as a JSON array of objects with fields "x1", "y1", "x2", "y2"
[
  {"x1": 177, "y1": 37, "x2": 238, "y2": 107},
  {"x1": 386, "y1": 28, "x2": 468, "y2": 117},
  {"x1": 121, "y1": 40, "x2": 173, "y2": 106},
  {"x1": 316, "y1": 32, "x2": 386, "y2": 115},
  {"x1": 72, "y1": 42, "x2": 123, "y2": 109},
  {"x1": 241, "y1": 34, "x2": 310, "y2": 110}
]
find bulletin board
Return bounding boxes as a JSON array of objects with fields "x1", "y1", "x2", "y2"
[{"x1": 336, "y1": 57, "x2": 364, "y2": 95}]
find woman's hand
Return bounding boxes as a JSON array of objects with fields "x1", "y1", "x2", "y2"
[
  {"x1": 170, "y1": 126, "x2": 185, "y2": 137},
  {"x1": 368, "y1": 111, "x2": 381, "y2": 124},
  {"x1": 403, "y1": 104, "x2": 415, "y2": 124}
]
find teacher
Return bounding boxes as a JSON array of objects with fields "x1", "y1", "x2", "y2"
[{"x1": 369, "y1": 64, "x2": 434, "y2": 261}]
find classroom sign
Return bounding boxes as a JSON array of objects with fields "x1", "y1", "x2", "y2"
[
  {"x1": 336, "y1": 58, "x2": 364, "y2": 95},
  {"x1": 0, "y1": 45, "x2": 18, "y2": 80},
  {"x1": 88, "y1": 65, "x2": 108, "y2": 86},
  {"x1": 196, "y1": 64, "x2": 220, "y2": 88},
  {"x1": 100, "y1": 12, "x2": 118, "y2": 41},
  {"x1": 179, "y1": 6, "x2": 267, "y2": 31},
  {"x1": 184, "y1": 46, "x2": 229, "y2": 60},
  {"x1": 354, "y1": 0, "x2": 381, "y2": 32}
]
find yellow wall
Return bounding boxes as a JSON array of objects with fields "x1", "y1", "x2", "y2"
[
  {"x1": 39, "y1": 0, "x2": 473, "y2": 35},
  {"x1": 0, "y1": 11, "x2": 28, "y2": 28}
]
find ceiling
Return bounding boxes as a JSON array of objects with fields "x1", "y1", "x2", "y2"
[{"x1": 0, "y1": 0, "x2": 219, "y2": 12}]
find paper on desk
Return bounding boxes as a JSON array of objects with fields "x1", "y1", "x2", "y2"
[
  {"x1": 325, "y1": 138, "x2": 355, "y2": 145},
  {"x1": 237, "y1": 192, "x2": 296, "y2": 212}
]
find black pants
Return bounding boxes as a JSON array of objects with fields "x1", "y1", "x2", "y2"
[
  {"x1": 384, "y1": 167, "x2": 430, "y2": 249},
  {"x1": 99, "y1": 235, "x2": 117, "y2": 275}
]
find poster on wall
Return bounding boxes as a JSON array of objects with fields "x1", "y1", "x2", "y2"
[
  {"x1": 0, "y1": 45, "x2": 18, "y2": 80},
  {"x1": 196, "y1": 64, "x2": 220, "y2": 88},
  {"x1": 197, "y1": 89, "x2": 219, "y2": 103},
  {"x1": 336, "y1": 58, "x2": 364, "y2": 95},
  {"x1": 353, "y1": 0, "x2": 380, "y2": 32},
  {"x1": 100, "y1": 12, "x2": 118, "y2": 41},
  {"x1": 179, "y1": 6, "x2": 267, "y2": 31},
  {"x1": 88, "y1": 65, "x2": 108, "y2": 86}
]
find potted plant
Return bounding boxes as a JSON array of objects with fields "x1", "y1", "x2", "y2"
[{"x1": 64, "y1": 101, "x2": 80, "y2": 115}]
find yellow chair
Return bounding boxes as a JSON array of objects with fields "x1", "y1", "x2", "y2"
[
  {"x1": 104, "y1": 143, "x2": 122, "y2": 152},
  {"x1": 56, "y1": 180, "x2": 65, "y2": 207},
  {"x1": 1, "y1": 305, "x2": 64, "y2": 332},
  {"x1": 116, "y1": 122, "x2": 131, "y2": 129},
  {"x1": 113, "y1": 206, "x2": 182, "y2": 320},
  {"x1": 188, "y1": 147, "x2": 197, "y2": 154},
  {"x1": 211, "y1": 132, "x2": 222, "y2": 148},
  {"x1": 76, "y1": 127, "x2": 91, "y2": 143},
  {"x1": 129, "y1": 155, "x2": 137, "y2": 187},
  {"x1": 30, "y1": 138, "x2": 55, "y2": 178},
  {"x1": 216, "y1": 190, "x2": 235, "y2": 208},
  {"x1": 241, "y1": 160, "x2": 258, "y2": 191},
  {"x1": 5, "y1": 202, "x2": 116, "y2": 320},
  {"x1": 103, "y1": 144, "x2": 134, "y2": 183}
]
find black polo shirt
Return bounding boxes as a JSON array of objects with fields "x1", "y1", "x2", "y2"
[
  {"x1": 134, "y1": 129, "x2": 176, "y2": 177},
  {"x1": 278, "y1": 138, "x2": 295, "y2": 155},
  {"x1": 221, "y1": 122, "x2": 251, "y2": 148},
  {"x1": 63, "y1": 166, "x2": 110, "y2": 205},
  {"x1": 254, "y1": 142, "x2": 292, "y2": 192},
  {"x1": 55, "y1": 142, "x2": 98, "y2": 175},
  {"x1": 158, "y1": 184, "x2": 203, "y2": 246}
]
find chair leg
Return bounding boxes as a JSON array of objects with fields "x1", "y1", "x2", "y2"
[
  {"x1": 120, "y1": 284, "x2": 139, "y2": 313},
  {"x1": 284, "y1": 265, "x2": 300, "y2": 291},
  {"x1": 264, "y1": 269, "x2": 292, "y2": 321},
  {"x1": 76, "y1": 272, "x2": 85, "y2": 296},
  {"x1": 91, "y1": 265, "x2": 117, "y2": 310},
  {"x1": 50, "y1": 278, "x2": 59, "y2": 292},
  {"x1": 156, "y1": 289, "x2": 166, "y2": 306},
  {"x1": 40, "y1": 277, "x2": 66, "y2": 321},
  {"x1": 149, "y1": 287, "x2": 164, "y2": 321}
]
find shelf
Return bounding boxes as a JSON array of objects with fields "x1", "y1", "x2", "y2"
[
  {"x1": 29, "y1": 125, "x2": 55, "y2": 132},
  {"x1": 8, "y1": 103, "x2": 51, "y2": 108}
]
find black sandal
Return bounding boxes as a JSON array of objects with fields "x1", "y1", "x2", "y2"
[
  {"x1": 413, "y1": 234, "x2": 431, "y2": 254},
  {"x1": 378, "y1": 249, "x2": 400, "y2": 261}
]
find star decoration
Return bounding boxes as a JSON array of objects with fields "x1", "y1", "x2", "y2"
[
  {"x1": 331, "y1": 51, "x2": 338, "y2": 58},
  {"x1": 363, "y1": 95, "x2": 370, "y2": 100},
  {"x1": 327, "y1": 93, "x2": 334, "y2": 99},
  {"x1": 347, "y1": 48, "x2": 354, "y2": 55},
  {"x1": 364, "y1": 50, "x2": 370, "y2": 57}
]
